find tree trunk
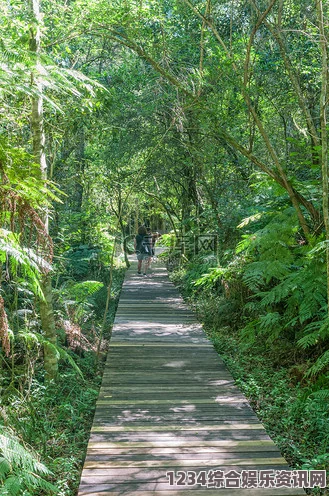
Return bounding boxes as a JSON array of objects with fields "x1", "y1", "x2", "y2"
[
  {"x1": 75, "y1": 125, "x2": 85, "y2": 214},
  {"x1": 317, "y1": 0, "x2": 329, "y2": 316},
  {"x1": 29, "y1": 0, "x2": 58, "y2": 381},
  {"x1": 39, "y1": 274, "x2": 58, "y2": 379}
]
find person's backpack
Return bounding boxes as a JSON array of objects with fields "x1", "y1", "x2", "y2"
[{"x1": 140, "y1": 236, "x2": 150, "y2": 254}]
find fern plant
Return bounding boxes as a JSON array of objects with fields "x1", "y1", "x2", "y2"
[
  {"x1": 235, "y1": 209, "x2": 328, "y2": 348},
  {"x1": 0, "y1": 229, "x2": 49, "y2": 298},
  {"x1": 0, "y1": 429, "x2": 57, "y2": 495}
]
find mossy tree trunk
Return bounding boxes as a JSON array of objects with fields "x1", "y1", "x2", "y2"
[
  {"x1": 317, "y1": 0, "x2": 329, "y2": 317},
  {"x1": 29, "y1": 0, "x2": 58, "y2": 381}
]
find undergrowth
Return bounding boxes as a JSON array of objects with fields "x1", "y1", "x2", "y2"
[{"x1": 0, "y1": 243, "x2": 125, "y2": 495}]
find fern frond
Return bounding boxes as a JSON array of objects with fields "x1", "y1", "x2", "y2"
[
  {"x1": 240, "y1": 319, "x2": 259, "y2": 343},
  {"x1": 306, "y1": 350, "x2": 329, "y2": 377},
  {"x1": 3, "y1": 474, "x2": 21, "y2": 496},
  {"x1": 297, "y1": 319, "x2": 329, "y2": 349},
  {"x1": 64, "y1": 280, "x2": 103, "y2": 303},
  {"x1": 308, "y1": 240, "x2": 329, "y2": 256},
  {"x1": 259, "y1": 312, "x2": 281, "y2": 330},
  {"x1": 0, "y1": 457, "x2": 11, "y2": 479},
  {"x1": 0, "y1": 230, "x2": 53, "y2": 299},
  {"x1": 0, "y1": 430, "x2": 57, "y2": 494},
  {"x1": 193, "y1": 267, "x2": 224, "y2": 288},
  {"x1": 242, "y1": 266, "x2": 264, "y2": 291},
  {"x1": 309, "y1": 389, "x2": 329, "y2": 402},
  {"x1": 297, "y1": 332, "x2": 320, "y2": 349},
  {"x1": 237, "y1": 213, "x2": 263, "y2": 229},
  {"x1": 236, "y1": 234, "x2": 255, "y2": 254},
  {"x1": 17, "y1": 330, "x2": 41, "y2": 346}
]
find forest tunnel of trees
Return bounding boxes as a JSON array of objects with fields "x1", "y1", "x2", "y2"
[{"x1": 1, "y1": 0, "x2": 329, "y2": 493}]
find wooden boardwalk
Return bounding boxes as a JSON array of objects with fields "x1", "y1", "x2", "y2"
[{"x1": 78, "y1": 260, "x2": 305, "y2": 495}]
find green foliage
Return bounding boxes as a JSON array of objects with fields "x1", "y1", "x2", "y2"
[
  {"x1": 193, "y1": 267, "x2": 225, "y2": 289},
  {"x1": 227, "y1": 209, "x2": 328, "y2": 353},
  {"x1": 306, "y1": 350, "x2": 329, "y2": 378},
  {"x1": 62, "y1": 245, "x2": 103, "y2": 280},
  {"x1": 0, "y1": 365, "x2": 101, "y2": 495},
  {"x1": 0, "y1": 429, "x2": 57, "y2": 495},
  {"x1": 0, "y1": 230, "x2": 48, "y2": 298},
  {"x1": 63, "y1": 280, "x2": 103, "y2": 302}
]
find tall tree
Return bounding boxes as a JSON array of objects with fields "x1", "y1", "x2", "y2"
[
  {"x1": 29, "y1": 0, "x2": 58, "y2": 381},
  {"x1": 316, "y1": 0, "x2": 329, "y2": 315}
]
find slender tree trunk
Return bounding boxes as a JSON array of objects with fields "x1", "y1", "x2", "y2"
[
  {"x1": 117, "y1": 190, "x2": 130, "y2": 268},
  {"x1": 29, "y1": 0, "x2": 58, "y2": 381},
  {"x1": 75, "y1": 125, "x2": 85, "y2": 214},
  {"x1": 317, "y1": 0, "x2": 329, "y2": 316}
]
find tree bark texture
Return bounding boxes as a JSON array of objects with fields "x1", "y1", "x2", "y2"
[
  {"x1": 29, "y1": 0, "x2": 58, "y2": 381},
  {"x1": 316, "y1": 0, "x2": 329, "y2": 316}
]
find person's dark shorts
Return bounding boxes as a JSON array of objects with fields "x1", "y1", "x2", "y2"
[{"x1": 136, "y1": 251, "x2": 149, "y2": 261}]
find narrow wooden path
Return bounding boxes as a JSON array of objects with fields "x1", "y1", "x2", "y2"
[{"x1": 78, "y1": 260, "x2": 305, "y2": 495}]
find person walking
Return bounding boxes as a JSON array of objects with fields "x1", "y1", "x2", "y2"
[{"x1": 134, "y1": 225, "x2": 151, "y2": 275}]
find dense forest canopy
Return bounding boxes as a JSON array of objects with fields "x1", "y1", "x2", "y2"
[{"x1": 1, "y1": 0, "x2": 329, "y2": 493}]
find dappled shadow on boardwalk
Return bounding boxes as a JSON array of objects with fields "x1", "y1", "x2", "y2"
[{"x1": 78, "y1": 259, "x2": 305, "y2": 496}]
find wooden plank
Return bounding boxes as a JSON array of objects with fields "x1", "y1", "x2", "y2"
[
  {"x1": 93, "y1": 400, "x2": 255, "y2": 408},
  {"x1": 92, "y1": 417, "x2": 260, "y2": 424},
  {"x1": 91, "y1": 424, "x2": 264, "y2": 432},
  {"x1": 97, "y1": 395, "x2": 248, "y2": 402},
  {"x1": 91, "y1": 420, "x2": 262, "y2": 427},
  {"x1": 100, "y1": 375, "x2": 234, "y2": 380},
  {"x1": 84, "y1": 456, "x2": 287, "y2": 466},
  {"x1": 89, "y1": 429, "x2": 272, "y2": 440},
  {"x1": 107, "y1": 348, "x2": 218, "y2": 354},
  {"x1": 78, "y1": 489, "x2": 305, "y2": 496},
  {"x1": 79, "y1": 464, "x2": 294, "y2": 485},
  {"x1": 82, "y1": 457, "x2": 288, "y2": 469},
  {"x1": 98, "y1": 388, "x2": 245, "y2": 395},
  {"x1": 80, "y1": 464, "x2": 291, "y2": 481},
  {"x1": 85, "y1": 446, "x2": 281, "y2": 455},
  {"x1": 101, "y1": 371, "x2": 231, "y2": 376},
  {"x1": 108, "y1": 342, "x2": 212, "y2": 347},
  {"x1": 98, "y1": 399, "x2": 249, "y2": 404},
  {"x1": 94, "y1": 407, "x2": 246, "y2": 415},
  {"x1": 92, "y1": 416, "x2": 260, "y2": 424},
  {"x1": 86, "y1": 441, "x2": 277, "y2": 449},
  {"x1": 106, "y1": 352, "x2": 222, "y2": 358}
]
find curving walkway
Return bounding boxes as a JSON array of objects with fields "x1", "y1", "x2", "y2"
[{"x1": 78, "y1": 259, "x2": 305, "y2": 495}]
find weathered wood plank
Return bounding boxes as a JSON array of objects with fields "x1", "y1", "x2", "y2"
[
  {"x1": 80, "y1": 464, "x2": 291, "y2": 482},
  {"x1": 99, "y1": 384, "x2": 238, "y2": 391},
  {"x1": 78, "y1": 489, "x2": 305, "y2": 496},
  {"x1": 85, "y1": 453, "x2": 284, "y2": 463},
  {"x1": 90, "y1": 424, "x2": 264, "y2": 432},
  {"x1": 82, "y1": 457, "x2": 288, "y2": 469},
  {"x1": 97, "y1": 398, "x2": 249, "y2": 404},
  {"x1": 86, "y1": 440, "x2": 279, "y2": 449},
  {"x1": 92, "y1": 416, "x2": 260, "y2": 424},
  {"x1": 108, "y1": 342, "x2": 212, "y2": 347},
  {"x1": 85, "y1": 445, "x2": 281, "y2": 455}
]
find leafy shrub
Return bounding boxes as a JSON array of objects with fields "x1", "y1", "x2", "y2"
[{"x1": 62, "y1": 245, "x2": 103, "y2": 280}]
